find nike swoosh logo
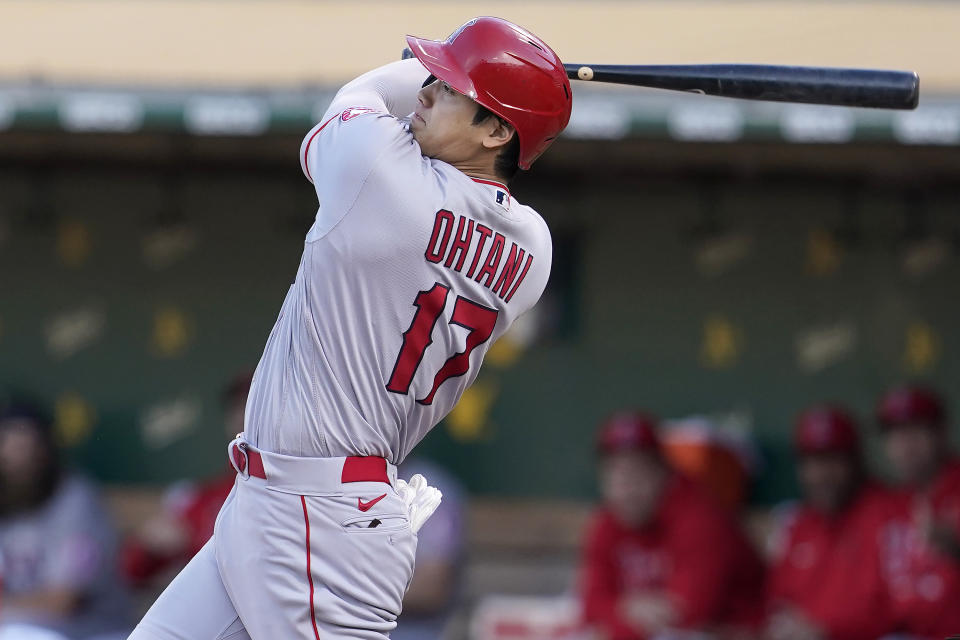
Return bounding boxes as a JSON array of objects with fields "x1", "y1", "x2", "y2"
[{"x1": 358, "y1": 494, "x2": 387, "y2": 512}]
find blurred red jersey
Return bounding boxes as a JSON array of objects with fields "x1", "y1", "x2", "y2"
[
  {"x1": 767, "y1": 484, "x2": 894, "y2": 640},
  {"x1": 580, "y1": 474, "x2": 765, "y2": 640},
  {"x1": 122, "y1": 472, "x2": 235, "y2": 584},
  {"x1": 882, "y1": 458, "x2": 960, "y2": 639}
]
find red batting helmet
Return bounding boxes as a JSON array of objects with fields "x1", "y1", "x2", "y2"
[
  {"x1": 597, "y1": 412, "x2": 661, "y2": 455},
  {"x1": 794, "y1": 405, "x2": 860, "y2": 455},
  {"x1": 876, "y1": 385, "x2": 946, "y2": 430},
  {"x1": 406, "y1": 17, "x2": 573, "y2": 170}
]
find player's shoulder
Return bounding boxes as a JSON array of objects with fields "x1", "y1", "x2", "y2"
[{"x1": 301, "y1": 107, "x2": 419, "y2": 184}]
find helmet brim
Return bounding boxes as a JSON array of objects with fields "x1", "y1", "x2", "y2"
[{"x1": 405, "y1": 35, "x2": 479, "y2": 101}]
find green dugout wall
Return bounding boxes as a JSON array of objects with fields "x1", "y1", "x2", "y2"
[{"x1": 0, "y1": 136, "x2": 958, "y2": 504}]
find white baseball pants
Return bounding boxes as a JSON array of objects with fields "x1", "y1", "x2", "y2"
[{"x1": 129, "y1": 443, "x2": 417, "y2": 639}]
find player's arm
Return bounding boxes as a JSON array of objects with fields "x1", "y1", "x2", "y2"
[
  {"x1": 300, "y1": 58, "x2": 429, "y2": 182},
  {"x1": 322, "y1": 58, "x2": 429, "y2": 122},
  {"x1": 298, "y1": 59, "x2": 431, "y2": 240}
]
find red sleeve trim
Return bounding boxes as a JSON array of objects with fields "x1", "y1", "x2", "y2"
[{"x1": 302, "y1": 112, "x2": 341, "y2": 183}]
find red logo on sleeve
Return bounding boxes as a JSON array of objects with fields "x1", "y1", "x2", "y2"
[{"x1": 341, "y1": 107, "x2": 379, "y2": 122}]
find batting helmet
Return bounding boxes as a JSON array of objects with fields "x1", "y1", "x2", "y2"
[
  {"x1": 876, "y1": 385, "x2": 946, "y2": 430},
  {"x1": 406, "y1": 17, "x2": 573, "y2": 170},
  {"x1": 793, "y1": 405, "x2": 860, "y2": 455},
  {"x1": 597, "y1": 412, "x2": 661, "y2": 455}
]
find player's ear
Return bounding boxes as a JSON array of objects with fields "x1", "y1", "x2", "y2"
[{"x1": 481, "y1": 119, "x2": 515, "y2": 151}]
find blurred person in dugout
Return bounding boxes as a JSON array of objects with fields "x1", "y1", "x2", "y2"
[
  {"x1": 876, "y1": 385, "x2": 960, "y2": 639},
  {"x1": 766, "y1": 405, "x2": 894, "y2": 640},
  {"x1": 0, "y1": 402, "x2": 131, "y2": 639},
  {"x1": 390, "y1": 457, "x2": 465, "y2": 640},
  {"x1": 579, "y1": 412, "x2": 765, "y2": 640},
  {"x1": 121, "y1": 373, "x2": 252, "y2": 588}
]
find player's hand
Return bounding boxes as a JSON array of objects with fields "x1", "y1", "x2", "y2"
[{"x1": 395, "y1": 474, "x2": 442, "y2": 534}]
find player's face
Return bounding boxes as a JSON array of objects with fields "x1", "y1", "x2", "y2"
[
  {"x1": 600, "y1": 451, "x2": 667, "y2": 527},
  {"x1": 0, "y1": 419, "x2": 48, "y2": 488},
  {"x1": 798, "y1": 452, "x2": 857, "y2": 513},
  {"x1": 411, "y1": 78, "x2": 503, "y2": 166},
  {"x1": 884, "y1": 423, "x2": 943, "y2": 487}
]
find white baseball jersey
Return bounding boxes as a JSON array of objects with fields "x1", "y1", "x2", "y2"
[{"x1": 244, "y1": 59, "x2": 553, "y2": 463}]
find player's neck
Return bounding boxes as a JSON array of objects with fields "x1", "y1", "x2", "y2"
[{"x1": 451, "y1": 158, "x2": 504, "y2": 185}]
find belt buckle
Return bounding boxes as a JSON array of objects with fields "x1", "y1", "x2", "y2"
[{"x1": 228, "y1": 434, "x2": 250, "y2": 480}]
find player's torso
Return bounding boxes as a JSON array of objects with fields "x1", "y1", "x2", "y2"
[{"x1": 245, "y1": 150, "x2": 551, "y2": 462}]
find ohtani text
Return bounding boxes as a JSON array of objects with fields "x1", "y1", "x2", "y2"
[{"x1": 424, "y1": 209, "x2": 533, "y2": 304}]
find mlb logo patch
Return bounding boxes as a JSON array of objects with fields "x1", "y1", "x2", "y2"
[{"x1": 341, "y1": 107, "x2": 379, "y2": 122}]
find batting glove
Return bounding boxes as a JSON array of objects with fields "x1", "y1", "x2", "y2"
[{"x1": 395, "y1": 473, "x2": 442, "y2": 534}]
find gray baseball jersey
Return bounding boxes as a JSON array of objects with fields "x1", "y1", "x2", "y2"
[{"x1": 243, "y1": 59, "x2": 552, "y2": 463}]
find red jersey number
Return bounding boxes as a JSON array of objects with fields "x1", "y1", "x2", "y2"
[{"x1": 386, "y1": 283, "x2": 498, "y2": 405}]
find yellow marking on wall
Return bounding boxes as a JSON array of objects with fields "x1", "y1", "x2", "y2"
[
  {"x1": 904, "y1": 321, "x2": 940, "y2": 374},
  {"x1": 485, "y1": 335, "x2": 523, "y2": 369},
  {"x1": 701, "y1": 314, "x2": 742, "y2": 369},
  {"x1": 54, "y1": 391, "x2": 96, "y2": 447},
  {"x1": 806, "y1": 228, "x2": 841, "y2": 277},
  {"x1": 151, "y1": 307, "x2": 192, "y2": 357},
  {"x1": 57, "y1": 219, "x2": 92, "y2": 268},
  {"x1": 446, "y1": 380, "x2": 499, "y2": 442}
]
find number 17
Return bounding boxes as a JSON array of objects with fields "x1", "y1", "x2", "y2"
[{"x1": 386, "y1": 283, "x2": 499, "y2": 406}]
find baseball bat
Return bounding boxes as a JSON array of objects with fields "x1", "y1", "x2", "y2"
[{"x1": 566, "y1": 64, "x2": 919, "y2": 110}]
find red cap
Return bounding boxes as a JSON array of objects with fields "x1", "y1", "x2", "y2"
[
  {"x1": 406, "y1": 17, "x2": 572, "y2": 170},
  {"x1": 876, "y1": 385, "x2": 946, "y2": 430},
  {"x1": 597, "y1": 412, "x2": 661, "y2": 455},
  {"x1": 794, "y1": 405, "x2": 860, "y2": 455}
]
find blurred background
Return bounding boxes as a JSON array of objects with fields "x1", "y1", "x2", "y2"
[{"x1": 1, "y1": 1, "x2": 958, "y2": 639}]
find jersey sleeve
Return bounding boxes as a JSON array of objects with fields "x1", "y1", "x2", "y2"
[{"x1": 298, "y1": 60, "x2": 430, "y2": 238}]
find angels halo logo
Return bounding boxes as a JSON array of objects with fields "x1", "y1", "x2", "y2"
[{"x1": 341, "y1": 107, "x2": 378, "y2": 122}]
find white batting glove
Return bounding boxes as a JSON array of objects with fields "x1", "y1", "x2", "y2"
[{"x1": 394, "y1": 473, "x2": 442, "y2": 534}]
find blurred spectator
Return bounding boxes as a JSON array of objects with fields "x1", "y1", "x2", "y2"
[
  {"x1": 120, "y1": 372, "x2": 251, "y2": 587},
  {"x1": 766, "y1": 405, "x2": 893, "y2": 640},
  {"x1": 579, "y1": 412, "x2": 765, "y2": 640},
  {"x1": 876, "y1": 385, "x2": 960, "y2": 639},
  {"x1": 392, "y1": 457, "x2": 466, "y2": 640},
  {"x1": 0, "y1": 402, "x2": 130, "y2": 639}
]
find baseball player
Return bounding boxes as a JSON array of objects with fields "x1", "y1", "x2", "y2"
[
  {"x1": 766, "y1": 406, "x2": 894, "y2": 640},
  {"x1": 876, "y1": 386, "x2": 960, "y2": 639},
  {"x1": 580, "y1": 412, "x2": 765, "y2": 639},
  {"x1": 130, "y1": 16, "x2": 571, "y2": 640}
]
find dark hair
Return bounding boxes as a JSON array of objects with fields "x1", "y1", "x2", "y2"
[{"x1": 472, "y1": 104, "x2": 521, "y2": 182}]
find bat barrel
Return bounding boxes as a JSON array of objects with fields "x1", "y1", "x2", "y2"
[{"x1": 565, "y1": 64, "x2": 919, "y2": 110}]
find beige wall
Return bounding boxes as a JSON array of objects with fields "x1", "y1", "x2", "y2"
[{"x1": 1, "y1": 1, "x2": 956, "y2": 90}]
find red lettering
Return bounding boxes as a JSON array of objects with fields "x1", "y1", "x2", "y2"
[
  {"x1": 444, "y1": 216, "x2": 475, "y2": 272},
  {"x1": 466, "y1": 224, "x2": 493, "y2": 278},
  {"x1": 504, "y1": 254, "x2": 534, "y2": 303},
  {"x1": 475, "y1": 232, "x2": 505, "y2": 288},
  {"x1": 493, "y1": 243, "x2": 526, "y2": 299},
  {"x1": 424, "y1": 210, "x2": 454, "y2": 263}
]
